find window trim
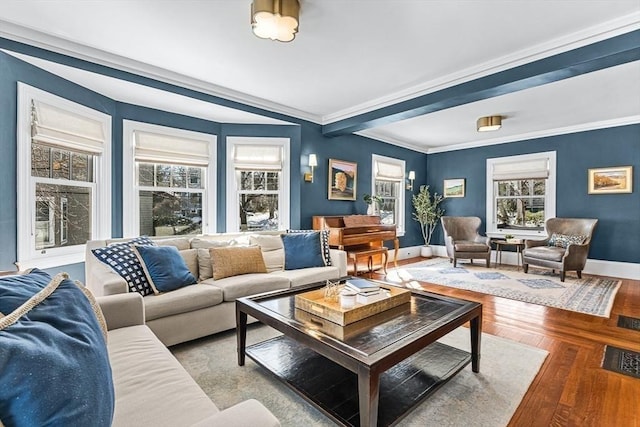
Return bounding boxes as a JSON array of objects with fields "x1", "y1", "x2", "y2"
[
  {"x1": 226, "y1": 137, "x2": 290, "y2": 232},
  {"x1": 485, "y1": 151, "x2": 556, "y2": 239},
  {"x1": 122, "y1": 120, "x2": 216, "y2": 237},
  {"x1": 371, "y1": 154, "x2": 406, "y2": 237},
  {"x1": 17, "y1": 83, "x2": 111, "y2": 269}
]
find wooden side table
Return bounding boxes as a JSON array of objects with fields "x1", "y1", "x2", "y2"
[
  {"x1": 346, "y1": 246, "x2": 389, "y2": 277},
  {"x1": 493, "y1": 240, "x2": 525, "y2": 271}
]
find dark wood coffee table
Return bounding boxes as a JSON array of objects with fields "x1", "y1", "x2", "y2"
[{"x1": 236, "y1": 281, "x2": 482, "y2": 427}]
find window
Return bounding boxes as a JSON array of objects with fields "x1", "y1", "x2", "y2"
[
  {"x1": 226, "y1": 137, "x2": 290, "y2": 232},
  {"x1": 486, "y1": 151, "x2": 556, "y2": 238},
  {"x1": 122, "y1": 121, "x2": 216, "y2": 237},
  {"x1": 371, "y1": 154, "x2": 406, "y2": 236},
  {"x1": 17, "y1": 83, "x2": 111, "y2": 268}
]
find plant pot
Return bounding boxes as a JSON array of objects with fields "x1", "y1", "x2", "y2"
[
  {"x1": 420, "y1": 246, "x2": 433, "y2": 258},
  {"x1": 366, "y1": 204, "x2": 374, "y2": 215}
]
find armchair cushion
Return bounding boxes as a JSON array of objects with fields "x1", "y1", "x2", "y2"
[
  {"x1": 454, "y1": 241, "x2": 490, "y2": 252},
  {"x1": 523, "y1": 246, "x2": 566, "y2": 262}
]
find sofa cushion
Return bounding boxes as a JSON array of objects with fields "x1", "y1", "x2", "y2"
[
  {"x1": 270, "y1": 266, "x2": 341, "y2": 288},
  {"x1": 210, "y1": 246, "x2": 267, "y2": 280},
  {"x1": 144, "y1": 284, "x2": 224, "y2": 321},
  {"x1": 133, "y1": 245, "x2": 197, "y2": 294},
  {"x1": 454, "y1": 240, "x2": 490, "y2": 252},
  {"x1": 287, "y1": 229, "x2": 332, "y2": 266},
  {"x1": 200, "y1": 274, "x2": 290, "y2": 301},
  {"x1": 282, "y1": 232, "x2": 325, "y2": 270},
  {"x1": 155, "y1": 237, "x2": 191, "y2": 250},
  {"x1": 191, "y1": 238, "x2": 232, "y2": 281},
  {"x1": 250, "y1": 234, "x2": 285, "y2": 272},
  {"x1": 524, "y1": 246, "x2": 566, "y2": 262},
  {"x1": 548, "y1": 233, "x2": 586, "y2": 248},
  {"x1": 0, "y1": 269, "x2": 114, "y2": 427},
  {"x1": 107, "y1": 325, "x2": 218, "y2": 426},
  {"x1": 180, "y1": 248, "x2": 199, "y2": 279},
  {"x1": 92, "y1": 236, "x2": 156, "y2": 296}
]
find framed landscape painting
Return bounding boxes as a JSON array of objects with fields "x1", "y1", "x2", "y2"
[
  {"x1": 328, "y1": 159, "x2": 357, "y2": 200},
  {"x1": 444, "y1": 178, "x2": 465, "y2": 198},
  {"x1": 588, "y1": 166, "x2": 633, "y2": 194}
]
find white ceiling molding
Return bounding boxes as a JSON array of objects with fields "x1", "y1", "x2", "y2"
[
  {"x1": 0, "y1": 18, "x2": 320, "y2": 123},
  {"x1": 425, "y1": 115, "x2": 640, "y2": 154},
  {"x1": 322, "y1": 12, "x2": 640, "y2": 125}
]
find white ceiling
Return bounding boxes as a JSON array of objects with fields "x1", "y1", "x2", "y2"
[{"x1": 0, "y1": 0, "x2": 639, "y2": 152}]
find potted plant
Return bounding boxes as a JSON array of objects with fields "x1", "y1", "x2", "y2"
[
  {"x1": 412, "y1": 185, "x2": 445, "y2": 257},
  {"x1": 363, "y1": 194, "x2": 383, "y2": 215}
]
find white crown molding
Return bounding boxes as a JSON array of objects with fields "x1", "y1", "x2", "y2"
[
  {"x1": 355, "y1": 130, "x2": 429, "y2": 154},
  {"x1": 323, "y1": 12, "x2": 640, "y2": 125},
  {"x1": 426, "y1": 116, "x2": 640, "y2": 154},
  {"x1": 0, "y1": 18, "x2": 322, "y2": 124}
]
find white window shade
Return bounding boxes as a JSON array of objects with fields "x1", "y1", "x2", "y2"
[
  {"x1": 134, "y1": 131, "x2": 210, "y2": 166},
  {"x1": 492, "y1": 158, "x2": 549, "y2": 181},
  {"x1": 374, "y1": 159, "x2": 403, "y2": 181},
  {"x1": 32, "y1": 100, "x2": 105, "y2": 154},
  {"x1": 234, "y1": 145, "x2": 282, "y2": 170}
]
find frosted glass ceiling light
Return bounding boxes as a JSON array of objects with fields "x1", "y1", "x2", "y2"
[
  {"x1": 477, "y1": 115, "x2": 503, "y2": 132},
  {"x1": 252, "y1": 0, "x2": 299, "y2": 42}
]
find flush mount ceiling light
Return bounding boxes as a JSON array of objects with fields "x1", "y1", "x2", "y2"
[
  {"x1": 251, "y1": 0, "x2": 300, "y2": 42},
  {"x1": 476, "y1": 115, "x2": 503, "y2": 132}
]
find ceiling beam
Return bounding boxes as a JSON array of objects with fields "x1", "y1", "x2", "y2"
[{"x1": 322, "y1": 30, "x2": 640, "y2": 137}]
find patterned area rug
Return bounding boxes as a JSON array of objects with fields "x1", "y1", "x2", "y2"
[
  {"x1": 173, "y1": 324, "x2": 548, "y2": 427},
  {"x1": 387, "y1": 258, "x2": 621, "y2": 317}
]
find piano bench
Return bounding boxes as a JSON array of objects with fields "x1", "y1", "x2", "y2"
[{"x1": 346, "y1": 246, "x2": 388, "y2": 277}]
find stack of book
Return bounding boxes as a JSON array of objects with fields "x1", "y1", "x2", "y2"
[{"x1": 345, "y1": 279, "x2": 390, "y2": 304}]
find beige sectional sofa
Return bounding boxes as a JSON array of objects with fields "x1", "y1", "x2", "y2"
[
  {"x1": 98, "y1": 292, "x2": 280, "y2": 427},
  {"x1": 85, "y1": 231, "x2": 347, "y2": 346}
]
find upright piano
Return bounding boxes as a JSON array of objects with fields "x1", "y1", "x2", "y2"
[{"x1": 312, "y1": 215, "x2": 399, "y2": 266}]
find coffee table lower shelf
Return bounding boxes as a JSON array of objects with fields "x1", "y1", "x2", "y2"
[{"x1": 245, "y1": 335, "x2": 471, "y2": 427}]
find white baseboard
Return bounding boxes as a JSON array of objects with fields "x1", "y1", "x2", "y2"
[{"x1": 396, "y1": 245, "x2": 640, "y2": 280}]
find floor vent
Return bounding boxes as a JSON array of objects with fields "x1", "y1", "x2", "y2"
[
  {"x1": 602, "y1": 346, "x2": 640, "y2": 379},
  {"x1": 617, "y1": 315, "x2": 640, "y2": 332}
]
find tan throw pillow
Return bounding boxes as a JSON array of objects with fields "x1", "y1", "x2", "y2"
[
  {"x1": 209, "y1": 246, "x2": 267, "y2": 280},
  {"x1": 179, "y1": 248, "x2": 199, "y2": 280},
  {"x1": 191, "y1": 239, "x2": 232, "y2": 281},
  {"x1": 249, "y1": 235, "x2": 285, "y2": 272}
]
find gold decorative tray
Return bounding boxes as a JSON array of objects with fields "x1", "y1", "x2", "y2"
[{"x1": 294, "y1": 284, "x2": 411, "y2": 326}]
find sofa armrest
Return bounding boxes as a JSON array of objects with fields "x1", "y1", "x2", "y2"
[
  {"x1": 329, "y1": 249, "x2": 347, "y2": 277},
  {"x1": 97, "y1": 293, "x2": 145, "y2": 331},
  {"x1": 190, "y1": 399, "x2": 280, "y2": 427}
]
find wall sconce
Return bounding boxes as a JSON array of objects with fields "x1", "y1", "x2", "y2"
[
  {"x1": 304, "y1": 154, "x2": 317, "y2": 183},
  {"x1": 406, "y1": 170, "x2": 415, "y2": 191}
]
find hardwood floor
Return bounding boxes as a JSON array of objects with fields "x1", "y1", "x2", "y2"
[{"x1": 369, "y1": 257, "x2": 640, "y2": 427}]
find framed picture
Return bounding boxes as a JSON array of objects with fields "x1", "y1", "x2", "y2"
[
  {"x1": 328, "y1": 159, "x2": 357, "y2": 200},
  {"x1": 588, "y1": 166, "x2": 633, "y2": 194},
  {"x1": 443, "y1": 178, "x2": 465, "y2": 198}
]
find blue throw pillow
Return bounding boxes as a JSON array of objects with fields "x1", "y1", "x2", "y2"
[
  {"x1": 0, "y1": 269, "x2": 114, "y2": 427},
  {"x1": 92, "y1": 236, "x2": 156, "y2": 296},
  {"x1": 287, "y1": 229, "x2": 332, "y2": 266},
  {"x1": 282, "y1": 232, "x2": 325, "y2": 270},
  {"x1": 133, "y1": 245, "x2": 197, "y2": 293}
]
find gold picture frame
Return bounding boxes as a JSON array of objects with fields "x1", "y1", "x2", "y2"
[
  {"x1": 443, "y1": 178, "x2": 465, "y2": 198},
  {"x1": 328, "y1": 159, "x2": 357, "y2": 200},
  {"x1": 588, "y1": 166, "x2": 633, "y2": 194}
]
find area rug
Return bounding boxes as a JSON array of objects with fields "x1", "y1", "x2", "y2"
[
  {"x1": 172, "y1": 324, "x2": 548, "y2": 427},
  {"x1": 387, "y1": 257, "x2": 621, "y2": 317}
]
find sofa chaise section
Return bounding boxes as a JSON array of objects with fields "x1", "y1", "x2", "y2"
[{"x1": 98, "y1": 293, "x2": 280, "y2": 427}]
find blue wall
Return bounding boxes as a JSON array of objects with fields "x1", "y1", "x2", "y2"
[
  {"x1": 0, "y1": 52, "x2": 427, "y2": 280},
  {"x1": 427, "y1": 125, "x2": 640, "y2": 263}
]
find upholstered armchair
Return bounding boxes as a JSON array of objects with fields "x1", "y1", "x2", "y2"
[
  {"x1": 441, "y1": 216, "x2": 491, "y2": 268},
  {"x1": 523, "y1": 218, "x2": 598, "y2": 282}
]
